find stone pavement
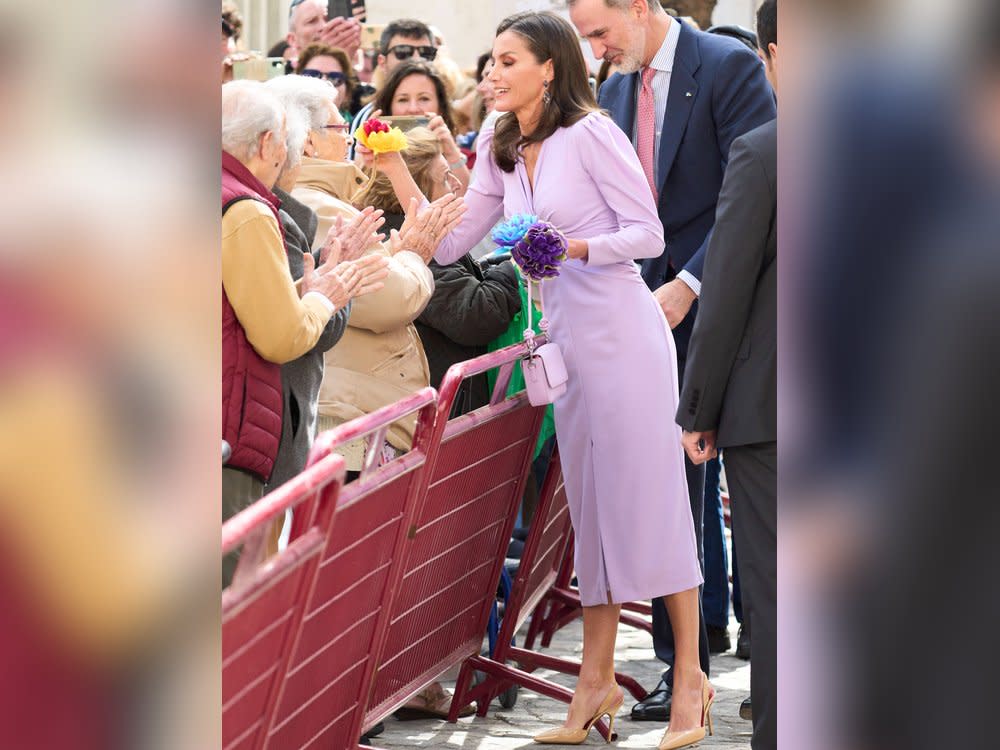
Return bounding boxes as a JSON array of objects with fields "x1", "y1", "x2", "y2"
[{"x1": 373, "y1": 616, "x2": 752, "y2": 749}]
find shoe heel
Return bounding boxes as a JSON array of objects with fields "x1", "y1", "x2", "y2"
[
  {"x1": 706, "y1": 705, "x2": 714, "y2": 736},
  {"x1": 604, "y1": 712, "x2": 615, "y2": 744}
]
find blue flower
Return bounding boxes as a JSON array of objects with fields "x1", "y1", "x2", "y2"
[{"x1": 492, "y1": 213, "x2": 538, "y2": 249}]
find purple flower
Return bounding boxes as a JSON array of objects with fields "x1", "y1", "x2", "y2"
[
  {"x1": 511, "y1": 221, "x2": 567, "y2": 280},
  {"x1": 492, "y1": 213, "x2": 538, "y2": 249}
]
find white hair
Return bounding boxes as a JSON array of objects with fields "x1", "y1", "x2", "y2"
[
  {"x1": 280, "y1": 107, "x2": 309, "y2": 176},
  {"x1": 288, "y1": 0, "x2": 325, "y2": 31},
  {"x1": 265, "y1": 73, "x2": 339, "y2": 131},
  {"x1": 221, "y1": 80, "x2": 284, "y2": 163}
]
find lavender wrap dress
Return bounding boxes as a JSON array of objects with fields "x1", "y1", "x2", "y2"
[{"x1": 434, "y1": 112, "x2": 702, "y2": 606}]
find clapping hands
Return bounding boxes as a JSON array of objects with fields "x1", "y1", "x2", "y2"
[
  {"x1": 301, "y1": 238, "x2": 390, "y2": 310},
  {"x1": 318, "y1": 206, "x2": 386, "y2": 263}
]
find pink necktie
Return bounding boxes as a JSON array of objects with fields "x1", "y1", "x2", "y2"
[{"x1": 636, "y1": 66, "x2": 658, "y2": 203}]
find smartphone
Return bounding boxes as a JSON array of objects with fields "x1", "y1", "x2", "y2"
[
  {"x1": 326, "y1": 0, "x2": 351, "y2": 19},
  {"x1": 361, "y1": 23, "x2": 385, "y2": 51},
  {"x1": 382, "y1": 115, "x2": 431, "y2": 133}
]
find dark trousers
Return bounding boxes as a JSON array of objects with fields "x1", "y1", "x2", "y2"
[
  {"x1": 651, "y1": 455, "x2": 711, "y2": 683},
  {"x1": 724, "y1": 442, "x2": 776, "y2": 750},
  {"x1": 700, "y1": 456, "x2": 729, "y2": 628},
  {"x1": 732, "y1": 528, "x2": 744, "y2": 623}
]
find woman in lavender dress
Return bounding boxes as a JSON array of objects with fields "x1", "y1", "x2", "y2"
[{"x1": 374, "y1": 11, "x2": 708, "y2": 748}]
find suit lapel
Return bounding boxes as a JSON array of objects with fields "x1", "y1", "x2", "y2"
[
  {"x1": 657, "y1": 21, "x2": 702, "y2": 193},
  {"x1": 610, "y1": 71, "x2": 638, "y2": 141}
]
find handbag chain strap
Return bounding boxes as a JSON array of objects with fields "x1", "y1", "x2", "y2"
[{"x1": 522, "y1": 276, "x2": 549, "y2": 356}]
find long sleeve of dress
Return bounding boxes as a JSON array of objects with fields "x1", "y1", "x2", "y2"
[
  {"x1": 576, "y1": 114, "x2": 665, "y2": 266},
  {"x1": 433, "y1": 125, "x2": 506, "y2": 265}
]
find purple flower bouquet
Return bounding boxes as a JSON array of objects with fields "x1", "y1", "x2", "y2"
[{"x1": 492, "y1": 213, "x2": 568, "y2": 281}]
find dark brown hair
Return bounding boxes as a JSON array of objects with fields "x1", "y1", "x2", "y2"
[
  {"x1": 295, "y1": 43, "x2": 359, "y2": 108},
  {"x1": 491, "y1": 11, "x2": 600, "y2": 172},
  {"x1": 374, "y1": 61, "x2": 456, "y2": 133}
]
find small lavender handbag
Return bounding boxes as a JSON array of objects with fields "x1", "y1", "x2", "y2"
[
  {"x1": 495, "y1": 214, "x2": 570, "y2": 406},
  {"x1": 521, "y1": 277, "x2": 568, "y2": 406}
]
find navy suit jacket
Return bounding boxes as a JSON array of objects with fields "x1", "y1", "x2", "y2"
[{"x1": 599, "y1": 19, "x2": 775, "y2": 360}]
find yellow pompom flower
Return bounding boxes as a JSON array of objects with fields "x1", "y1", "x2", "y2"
[{"x1": 354, "y1": 118, "x2": 409, "y2": 154}]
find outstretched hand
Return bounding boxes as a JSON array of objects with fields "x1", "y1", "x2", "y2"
[{"x1": 391, "y1": 195, "x2": 466, "y2": 263}]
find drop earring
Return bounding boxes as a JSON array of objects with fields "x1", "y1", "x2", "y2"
[{"x1": 542, "y1": 79, "x2": 551, "y2": 105}]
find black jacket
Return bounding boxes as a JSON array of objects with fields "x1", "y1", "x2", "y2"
[
  {"x1": 677, "y1": 119, "x2": 776, "y2": 448},
  {"x1": 417, "y1": 254, "x2": 520, "y2": 412}
]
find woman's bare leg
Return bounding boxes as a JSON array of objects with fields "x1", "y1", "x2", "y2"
[
  {"x1": 561, "y1": 603, "x2": 624, "y2": 728},
  {"x1": 662, "y1": 587, "x2": 704, "y2": 732}
]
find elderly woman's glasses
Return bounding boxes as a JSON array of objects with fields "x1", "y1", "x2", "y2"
[
  {"x1": 323, "y1": 123, "x2": 352, "y2": 133},
  {"x1": 301, "y1": 69, "x2": 347, "y2": 86}
]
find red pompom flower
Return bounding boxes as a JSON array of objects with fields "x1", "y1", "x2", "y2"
[{"x1": 363, "y1": 118, "x2": 390, "y2": 136}]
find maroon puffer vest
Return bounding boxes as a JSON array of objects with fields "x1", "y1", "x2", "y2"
[{"x1": 221, "y1": 151, "x2": 284, "y2": 482}]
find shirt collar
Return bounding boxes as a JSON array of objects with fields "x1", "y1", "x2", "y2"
[{"x1": 648, "y1": 17, "x2": 681, "y2": 74}]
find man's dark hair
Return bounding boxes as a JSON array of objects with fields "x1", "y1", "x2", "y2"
[
  {"x1": 756, "y1": 0, "x2": 777, "y2": 58},
  {"x1": 379, "y1": 19, "x2": 433, "y2": 55}
]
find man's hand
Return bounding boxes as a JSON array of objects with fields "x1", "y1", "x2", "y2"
[
  {"x1": 391, "y1": 195, "x2": 466, "y2": 263},
  {"x1": 681, "y1": 430, "x2": 718, "y2": 465},
  {"x1": 654, "y1": 278, "x2": 697, "y2": 329},
  {"x1": 321, "y1": 206, "x2": 385, "y2": 263},
  {"x1": 318, "y1": 16, "x2": 362, "y2": 59}
]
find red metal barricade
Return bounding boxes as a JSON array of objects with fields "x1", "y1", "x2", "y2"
[
  {"x1": 447, "y1": 445, "x2": 648, "y2": 743},
  {"x1": 222, "y1": 451, "x2": 347, "y2": 750},
  {"x1": 362, "y1": 343, "x2": 547, "y2": 726},
  {"x1": 263, "y1": 388, "x2": 439, "y2": 750}
]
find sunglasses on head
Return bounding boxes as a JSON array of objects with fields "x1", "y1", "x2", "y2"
[
  {"x1": 300, "y1": 69, "x2": 346, "y2": 85},
  {"x1": 386, "y1": 44, "x2": 437, "y2": 62}
]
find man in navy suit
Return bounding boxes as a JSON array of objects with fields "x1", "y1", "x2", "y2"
[{"x1": 569, "y1": 0, "x2": 776, "y2": 722}]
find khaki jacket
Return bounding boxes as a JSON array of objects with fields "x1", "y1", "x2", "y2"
[{"x1": 292, "y1": 162, "x2": 434, "y2": 464}]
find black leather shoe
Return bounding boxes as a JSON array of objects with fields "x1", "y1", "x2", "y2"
[
  {"x1": 360, "y1": 720, "x2": 384, "y2": 743},
  {"x1": 736, "y1": 623, "x2": 751, "y2": 660},
  {"x1": 630, "y1": 678, "x2": 671, "y2": 721},
  {"x1": 707, "y1": 624, "x2": 731, "y2": 654},
  {"x1": 739, "y1": 697, "x2": 753, "y2": 721}
]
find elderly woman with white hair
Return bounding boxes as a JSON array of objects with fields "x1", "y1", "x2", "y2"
[
  {"x1": 266, "y1": 72, "x2": 467, "y2": 472},
  {"x1": 256, "y1": 73, "x2": 391, "y2": 490},
  {"x1": 221, "y1": 79, "x2": 389, "y2": 584}
]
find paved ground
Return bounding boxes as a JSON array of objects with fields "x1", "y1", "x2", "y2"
[{"x1": 374, "y1": 616, "x2": 752, "y2": 749}]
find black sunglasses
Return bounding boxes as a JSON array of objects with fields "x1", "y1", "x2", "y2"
[
  {"x1": 300, "y1": 69, "x2": 347, "y2": 85},
  {"x1": 386, "y1": 44, "x2": 437, "y2": 62}
]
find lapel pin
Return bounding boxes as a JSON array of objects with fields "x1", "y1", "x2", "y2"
[{"x1": 685, "y1": 91, "x2": 692, "y2": 97}]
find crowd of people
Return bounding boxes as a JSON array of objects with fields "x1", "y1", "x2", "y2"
[{"x1": 221, "y1": 1, "x2": 777, "y2": 749}]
